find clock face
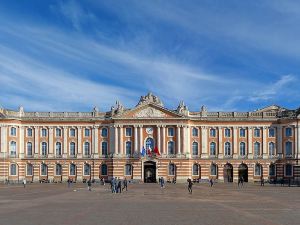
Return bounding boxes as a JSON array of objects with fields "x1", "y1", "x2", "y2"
[{"x1": 146, "y1": 127, "x2": 153, "y2": 134}]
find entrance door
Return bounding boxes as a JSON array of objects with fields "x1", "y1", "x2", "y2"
[
  {"x1": 223, "y1": 163, "x2": 233, "y2": 182},
  {"x1": 238, "y1": 164, "x2": 248, "y2": 182},
  {"x1": 144, "y1": 161, "x2": 156, "y2": 183}
]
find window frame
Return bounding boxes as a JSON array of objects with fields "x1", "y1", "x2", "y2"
[
  {"x1": 224, "y1": 128, "x2": 231, "y2": 138},
  {"x1": 10, "y1": 127, "x2": 17, "y2": 136},
  {"x1": 254, "y1": 164, "x2": 261, "y2": 176},
  {"x1": 192, "y1": 141, "x2": 199, "y2": 156},
  {"x1": 125, "y1": 164, "x2": 132, "y2": 176},
  {"x1": 285, "y1": 164, "x2": 293, "y2": 177},
  {"x1": 10, "y1": 164, "x2": 17, "y2": 176},
  {"x1": 192, "y1": 127, "x2": 198, "y2": 137},
  {"x1": 285, "y1": 127, "x2": 292, "y2": 137},
  {"x1": 125, "y1": 127, "x2": 132, "y2": 137},
  {"x1": 101, "y1": 164, "x2": 108, "y2": 176},
  {"x1": 210, "y1": 142, "x2": 216, "y2": 156},
  {"x1": 210, "y1": 164, "x2": 217, "y2": 176},
  {"x1": 210, "y1": 128, "x2": 216, "y2": 137},
  {"x1": 101, "y1": 128, "x2": 108, "y2": 137},
  {"x1": 168, "y1": 127, "x2": 174, "y2": 137},
  {"x1": 168, "y1": 164, "x2": 175, "y2": 176},
  {"x1": 254, "y1": 128, "x2": 261, "y2": 138},
  {"x1": 268, "y1": 128, "x2": 275, "y2": 137},
  {"x1": 239, "y1": 128, "x2": 246, "y2": 138}
]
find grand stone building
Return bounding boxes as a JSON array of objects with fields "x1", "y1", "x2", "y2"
[{"x1": 0, "y1": 93, "x2": 299, "y2": 183}]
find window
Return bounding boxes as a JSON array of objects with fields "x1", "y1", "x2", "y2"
[
  {"x1": 70, "y1": 164, "x2": 76, "y2": 176},
  {"x1": 210, "y1": 128, "x2": 216, "y2": 137},
  {"x1": 125, "y1": 127, "x2": 132, "y2": 137},
  {"x1": 84, "y1": 142, "x2": 90, "y2": 156},
  {"x1": 254, "y1": 164, "x2": 261, "y2": 176},
  {"x1": 239, "y1": 142, "x2": 246, "y2": 156},
  {"x1": 192, "y1": 142, "x2": 198, "y2": 156},
  {"x1": 56, "y1": 164, "x2": 62, "y2": 176},
  {"x1": 10, "y1": 164, "x2": 17, "y2": 175},
  {"x1": 101, "y1": 142, "x2": 108, "y2": 155},
  {"x1": 27, "y1": 164, "x2": 33, "y2": 176},
  {"x1": 168, "y1": 141, "x2": 175, "y2": 155},
  {"x1": 70, "y1": 142, "x2": 76, "y2": 156},
  {"x1": 210, "y1": 164, "x2": 217, "y2": 176},
  {"x1": 56, "y1": 128, "x2": 61, "y2": 137},
  {"x1": 41, "y1": 164, "x2": 48, "y2": 176},
  {"x1": 285, "y1": 141, "x2": 292, "y2": 156},
  {"x1": 254, "y1": 142, "x2": 260, "y2": 156},
  {"x1": 10, "y1": 127, "x2": 17, "y2": 136},
  {"x1": 42, "y1": 142, "x2": 47, "y2": 156},
  {"x1": 70, "y1": 128, "x2": 76, "y2": 137},
  {"x1": 101, "y1": 164, "x2": 108, "y2": 176},
  {"x1": 168, "y1": 127, "x2": 174, "y2": 137},
  {"x1": 101, "y1": 128, "x2": 108, "y2": 137},
  {"x1": 210, "y1": 142, "x2": 216, "y2": 156},
  {"x1": 192, "y1": 127, "x2": 198, "y2": 137},
  {"x1": 41, "y1": 128, "x2": 47, "y2": 137},
  {"x1": 285, "y1": 164, "x2": 293, "y2": 176},
  {"x1": 84, "y1": 128, "x2": 90, "y2": 137},
  {"x1": 192, "y1": 164, "x2": 199, "y2": 176},
  {"x1": 224, "y1": 128, "x2": 231, "y2": 137},
  {"x1": 126, "y1": 141, "x2": 132, "y2": 155},
  {"x1": 10, "y1": 141, "x2": 16, "y2": 157},
  {"x1": 269, "y1": 164, "x2": 275, "y2": 176},
  {"x1": 56, "y1": 142, "x2": 62, "y2": 156},
  {"x1": 239, "y1": 128, "x2": 246, "y2": 137},
  {"x1": 27, "y1": 142, "x2": 33, "y2": 156},
  {"x1": 27, "y1": 128, "x2": 33, "y2": 137},
  {"x1": 224, "y1": 142, "x2": 231, "y2": 156},
  {"x1": 84, "y1": 164, "x2": 91, "y2": 176},
  {"x1": 285, "y1": 127, "x2": 292, "y2": 137},
  {"x1": 254, "y1": 128, "x2": 260, "y2": 137},
  {"x1": 125, "y1": 164, "x2": 132, "y2": 176},
  {"x1": 268, "y1": 128, "x2": 275, "y2": 137},
  {"x1": 168, "y1": 164, "x2": 175, "y2": 176},
  {"x1": 269, "y1": 142, "x2": 275, "y2": 156}
]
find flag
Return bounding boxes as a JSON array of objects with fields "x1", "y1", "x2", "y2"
[
  {"x1": 154, "y1": 146, "x2": 160, "y2": 155},
  {"x1": 140, "y1": 146, "x2": 146, "y2": 157}
]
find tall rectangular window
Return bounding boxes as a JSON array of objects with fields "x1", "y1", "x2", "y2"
[
  {"x1": 125, "y1": 128, "x2": 132, "y2": 137},
  {"x1": 168, "y1": 128, "x2": 174, "y2": 137}
]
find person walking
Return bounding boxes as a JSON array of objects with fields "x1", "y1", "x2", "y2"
[
  {"x1": 238, "y1": 177, "x2": 241, "y2": 187},
  {"x1": 241, "y1": 177, "x2": 244, "y2": 187},
  {"x1": 122, "y1": 178, "x2": 128, "y2": 191},
  {"x1": 67, "y1": 178, "x2": 71, "y2": 188},
  {"x1": 209, "y1": 178, "x2": 213, "y2": 187},
  {"x1": 111, "y1": 177, "x2": 115, "y2": 193},
  {"x1": 23, "y1": 179, "x2": 26, "y2": 188},
  {"x1": 260, "y1": 177, "x2": 264, "y2": 186},
  {"x1": 117, "y1": 178, "x2": 122, "y2": 193},
  {"x1": 187, "y1": 178, "x2": 193, "y2": 193},
  {"x1": 87, "y1": 179, "x2": 92, "y2": 191}
]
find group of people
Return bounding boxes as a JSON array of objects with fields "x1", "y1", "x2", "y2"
[{"x1": 110, "y1": 177, "x2": 128, "y2": 193}]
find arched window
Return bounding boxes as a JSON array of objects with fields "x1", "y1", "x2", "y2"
[
  {"x1": 56, "y1": 142, "x2": 62, "y2": 156},
  {"x1": 102, "y1": 141, "x2": 108, "y2": 155},
  {"x1": 285, "y1": 141, "x2": 292, "y2": 156},
  {"x1": 192, "y1": 127, "x2": 198, "y2": 137},
  {"x1": 254, "y1": 128, "x2": 260, "y2": 137},
  {"x1": 254, "y1": 142, "x2": 260, "y2": 156},
  {"x1": 168, "y1": 141, "x2": 175, "y2": 155},
  {"x1": 84, "y1": 142, "x2": 90, "y2": 156},
  {"x1": 193, "y1": 164, "x2": 199, "y2": 176},
  {"x1": 239, "y1": 128, "x2": 246, "y2": 137},
  {"x1": 225, "y1": 128, "x2": 231, "y2": 137},
  {"x1": 41, "y1": 128, "x2": 47, "y2": 137},
  {"x1": 285, "y1": 127, "x2": 292, "y2": 137},
  {"x1": 41, "y1": 142, "x2": 47, "y2": 156},
  {"x1": 210, "y1": 142, "x2": 216, "y2": 156},
  {"x1": 211, "y1": 164, "x2": 217, "y2": 176},
  {"x1": 125, "y1": 164, "x2": 132, "y2": 176},
  {"x1": 10, "y1": 164, "x2": 17, "y2": 175},
  {"x1": 56, "y1": 164, "x2": 62, "y2": 176},
  {"x1": 10, "y1": 127, "x2": 17, "y2": 136},
  {"x1": 169, "y1": 164, "x2": 175, "y2": 176},
  {"x1": 84, "y1": 164, "x2": 91, "y2": 176},
  {"x1": 27, "y1": 128, "x2": 33, "y2": 137},
  {"x1": 269, "y1": 142, "x2": 275, "y2": 156},
  {"x1": 41, "y1": 164, "x2": 48, "y2": 176},
  {"x1": 101, "y1": 128, "x2": 108, "y2": 137},
  {"x1": 269, "y1": 164, "x2": 275, "y2": 176},
  {"x1": 192, "y1": 142, "x2": 198, "y2": 156},
  {"x1": 101, "y1": 164, "x2": 108, "y2": 176},
  {"x1": 27, "y1": 142, "x2": 33, "y2": 156},
  {"x1": 70, "y1": 164, "x2": 76, "y2": 176},
  {"x1": 225, "y1": 142, "x2": 231, "y2": 156},
  {"x1": 70, "y1": 142, "x2": 76, "y2": 156},
  {"x1": 56, "y1": 128, "x2": 61, "y2": 137},
  {"x1": 10, "y1": 141, "x2": 16, "y2": 156},
  {"x1": 126, "y1": 141, "x2": 132, "y2": 155},
  {"x1": 239, "y1": 142, "x2": 246, "y2": 156},
  {"x1": 268, "y1": 128, "x2": 275, "y2": 137},
  {"x1": 254, "y1": 164, "x2": 261, "y2": 176},
  {"x1": 210, "y1": 128, "x2": 216, "y2": 137},
  {"x1": 70, "y1": 128, "x2": 76, "y2": 137},
  {"x1": 27, "y1": 164, "x2": 33, "y2": 176}
]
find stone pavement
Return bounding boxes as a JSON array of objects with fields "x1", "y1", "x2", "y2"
[{"x1": 0, "y1": 182, "x2": 299, "y2": 225}]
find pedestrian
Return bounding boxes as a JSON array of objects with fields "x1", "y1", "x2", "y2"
[
  {"x1": 280, "y1": 178, "x2": 284, "y2": 187},
  {"x1": 241, "y1": 177, "x2": 244, "y2": 187},
  {"x1": 87, "y1": 179, "x2": 92, "y2": 191},
  {"x1": 67, "y1": 178, "x2": 71, "y2": 188},
  {"x1": 102, "y1": 177, "x2": 105, "y2": 186},
  {"x1": 238, "y1": 177, "x2": 241, "y2": 187},
  {"x1": 260, "y1": 177, "x2": 264, "y2": 186},
  {"x1": 117, "y1": 178, "x2": 122, "y2": 193},
  {"x1": 209, "y1": 178, "x2": 213, "y2": 187},
  {"x1": 187, "y1": 178, "x2": 193, "y2": 193},
  {"x1": 122, "y1": 178, "x2": 128, "y2": 191},
  {"x1": 23, "y1": 179, "x2": 26, "y2": 188},
  {"x1": 111, "y1": 177, "x2": 115, "y2": 193}
]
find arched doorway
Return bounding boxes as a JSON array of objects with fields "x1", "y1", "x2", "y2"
[
  {"x1": 144, "y1": 161, "x2": 156, "y2": 183},
  {"x1": 238, "y1": 163, "x2": 248, "y2": 182},
  {"x1": 223, "y1": 163, "x2": 233, "y2": 182}
]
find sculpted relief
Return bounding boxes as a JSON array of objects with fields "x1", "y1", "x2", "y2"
[{"x1": 134, "y1": 107, "x2": 166, "y2": 118}]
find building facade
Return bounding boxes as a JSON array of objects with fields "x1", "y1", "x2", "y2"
[{"x1": 0, "y1": 93, "x2": 299, "y2": 183}]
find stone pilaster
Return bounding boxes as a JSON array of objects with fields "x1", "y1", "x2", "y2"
[
  {"x1": 162, "y1": 125, "x2": 166, "y2": 155},
  {"x1": 34, "y1": 126, "x2": 39, "y2": 155},
  {"x1": 114, "y1": 125, "x2": 119, "y2": 155},
  {"x1": 63, "y1": 126, "x2": 68, "y2": 158},
  {"x1": 134, "y1": 125, "x2": 138, "y2": 154},
  {"x1": 119, "y1": 125, "x2": 123, "y2": 156},
  {"x1": 157, "y1": 125, "x2": 161, "y2": 154},
  {"x1": 19, "y1": 126, "x2": 24, "y2": 158},
  {"x1": 263, "y1": 126, "x2": 268, "y2": 159},
  {"x1": 139, "y1": 125, "x2": 143, "y2": 150},
  {"x1": 49, "y1": 127, "x2": 54, "y2": 157},
  {"x1": 0, "y1": 125, "x2": 7, "y2": 154},
  {"x1": 233, "y1": 127, "x2": 238, "y2": 159},
  {"x1": 248, "y1": 127, "x2": 253, "y2": 159},
  {"x1": 218, "y1": 127, "x2": 223, "y2": 158},
  {"x1": 277, "y1": 125, "x2": 283, "y2": 156},
  {"x1": 201, "y1": 126, "x2": 208, "y2": 158},
  {"x1": 93, "y1": 126, "x2": 99, "y2": 157},
  {"x1": 77, "y1": 127, "x2": 82, "y2": 157},
  {"x1": 177, "y1": 125, "x2": 181, "y2": 155}
]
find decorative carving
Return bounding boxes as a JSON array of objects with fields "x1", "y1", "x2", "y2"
[
  {"x1": 137, "y1": 92, "x2": 163, "y2": 107},
  {"x1": 176, "y1": 101, "x2": 189, "y2": 116},
  {"x1": 200, "y1": 105, "x2": 208, "y2": 117},
  {"x1": 111, "y1": 101, "x2": 124, "y2": 116},
  {"x1": 135, "y1": 107, "x2": 166, "y2": 118}
]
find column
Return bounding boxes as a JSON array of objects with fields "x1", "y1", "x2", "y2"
[
  {"x1": 119, "y1": 125, "x2": 123, "y2": 155},
  {"x1": 248, "y1": 127, "x2": 253, "y2": 158},
  {"x1": 77, "y1": 127, "x2": 82, "y2": 156},
  {"x1": 262, "y1": 126, "x2": 267, "y2": 159},
  {"x1": 186, "y1": 126, "x2": 190, "y2": 157},
  {"x1": 162, "y1": 125, "x2": 166, "y2": 154},
  {"x1": 157, "y1": 125, "x2": 161, "y2": 154},
  {"x1": 63, "y1": 126, "x2": 68, "y2": 157},
  {"x1": 201, "y1": 126, "x2": 208, "y2": 158},
  {"x1": 34, "y1": 126, "x2": 39, "y2": 155},
  {"x1": 114, "y1": 125, "x2": 119, "y2": 155},
  {"x1": 109, "y1": 126, "x2": 114, "y2": 155},
  {"x1": 177, "y1": 125, "x2": 181, "y2": 155},
  {"x1": 182, "y1": 125, "x2": 187, "y2": 156},
  {"x1": 233, "y1": 127, "x2": 238, "y2": 159},
  {"x1": 1, "y1": 125, "x2": 7, "y2": 154},
  {"x1": 134, "y1": 125, "x2": 138, "y2": 153},
  {"x1": 139, "y1": 125, "x2": 143, "y2": 150},
  {"x1": 19, "y1": 126, "x2": 24, "y2": 158},
  {"x1": 93, "y1": 126, "x2": 99, "y2": 157},
  {"x1": 297, "y1": 124, "x2": 300, "y2": 159},
  {"x1": 277, "y1": 125, "x2": 283, "y2": 156},
  {"x1": 218, "y1": 127, "x2": 223, "y2": 158},
  {"x1": 49, "y1": 127, "x2": 54, "y2": 156}
]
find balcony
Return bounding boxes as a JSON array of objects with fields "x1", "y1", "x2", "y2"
[
  {"x1": 83, "y1": 154, "x2": 91, "y2": 158},
  {"x1": 9, "y1": 153, "x2": 17, "y2": 158},
  {"x1": 40, "y1": 154, "x2": 48, "y2": 158},
  {"x1": 253, "y1": 155, "x2": 263, "y2": 159},
  {"x1": 209, "y1": 155, "x2": 217, "y2": 159},
  {"x1": 26, "y1": 155, "x2": 34, "y2": 158},
  {"x1": 55, "y1": 154, "x2": 63, "y2": 158},
  {"x1": 224, "y1": 155, "x2": 233, "y2": 159},
  {"x1": 238, "y1": 155, "x2": 248, "y2": 159},
  {"x1": 285, "y1": 154, "x2": 294, "y2": 159},
  {"x1": 69, "y1": 154, "x2": 77, "y2": 159}
]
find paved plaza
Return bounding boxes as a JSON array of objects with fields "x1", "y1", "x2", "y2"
[{"x1": 0, "y1": 182, "x2": 299, "y2": 225}]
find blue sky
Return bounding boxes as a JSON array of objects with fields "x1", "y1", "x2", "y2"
[{"x1": 0, "y1": 0, "x2": 299, "y2": 112}]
